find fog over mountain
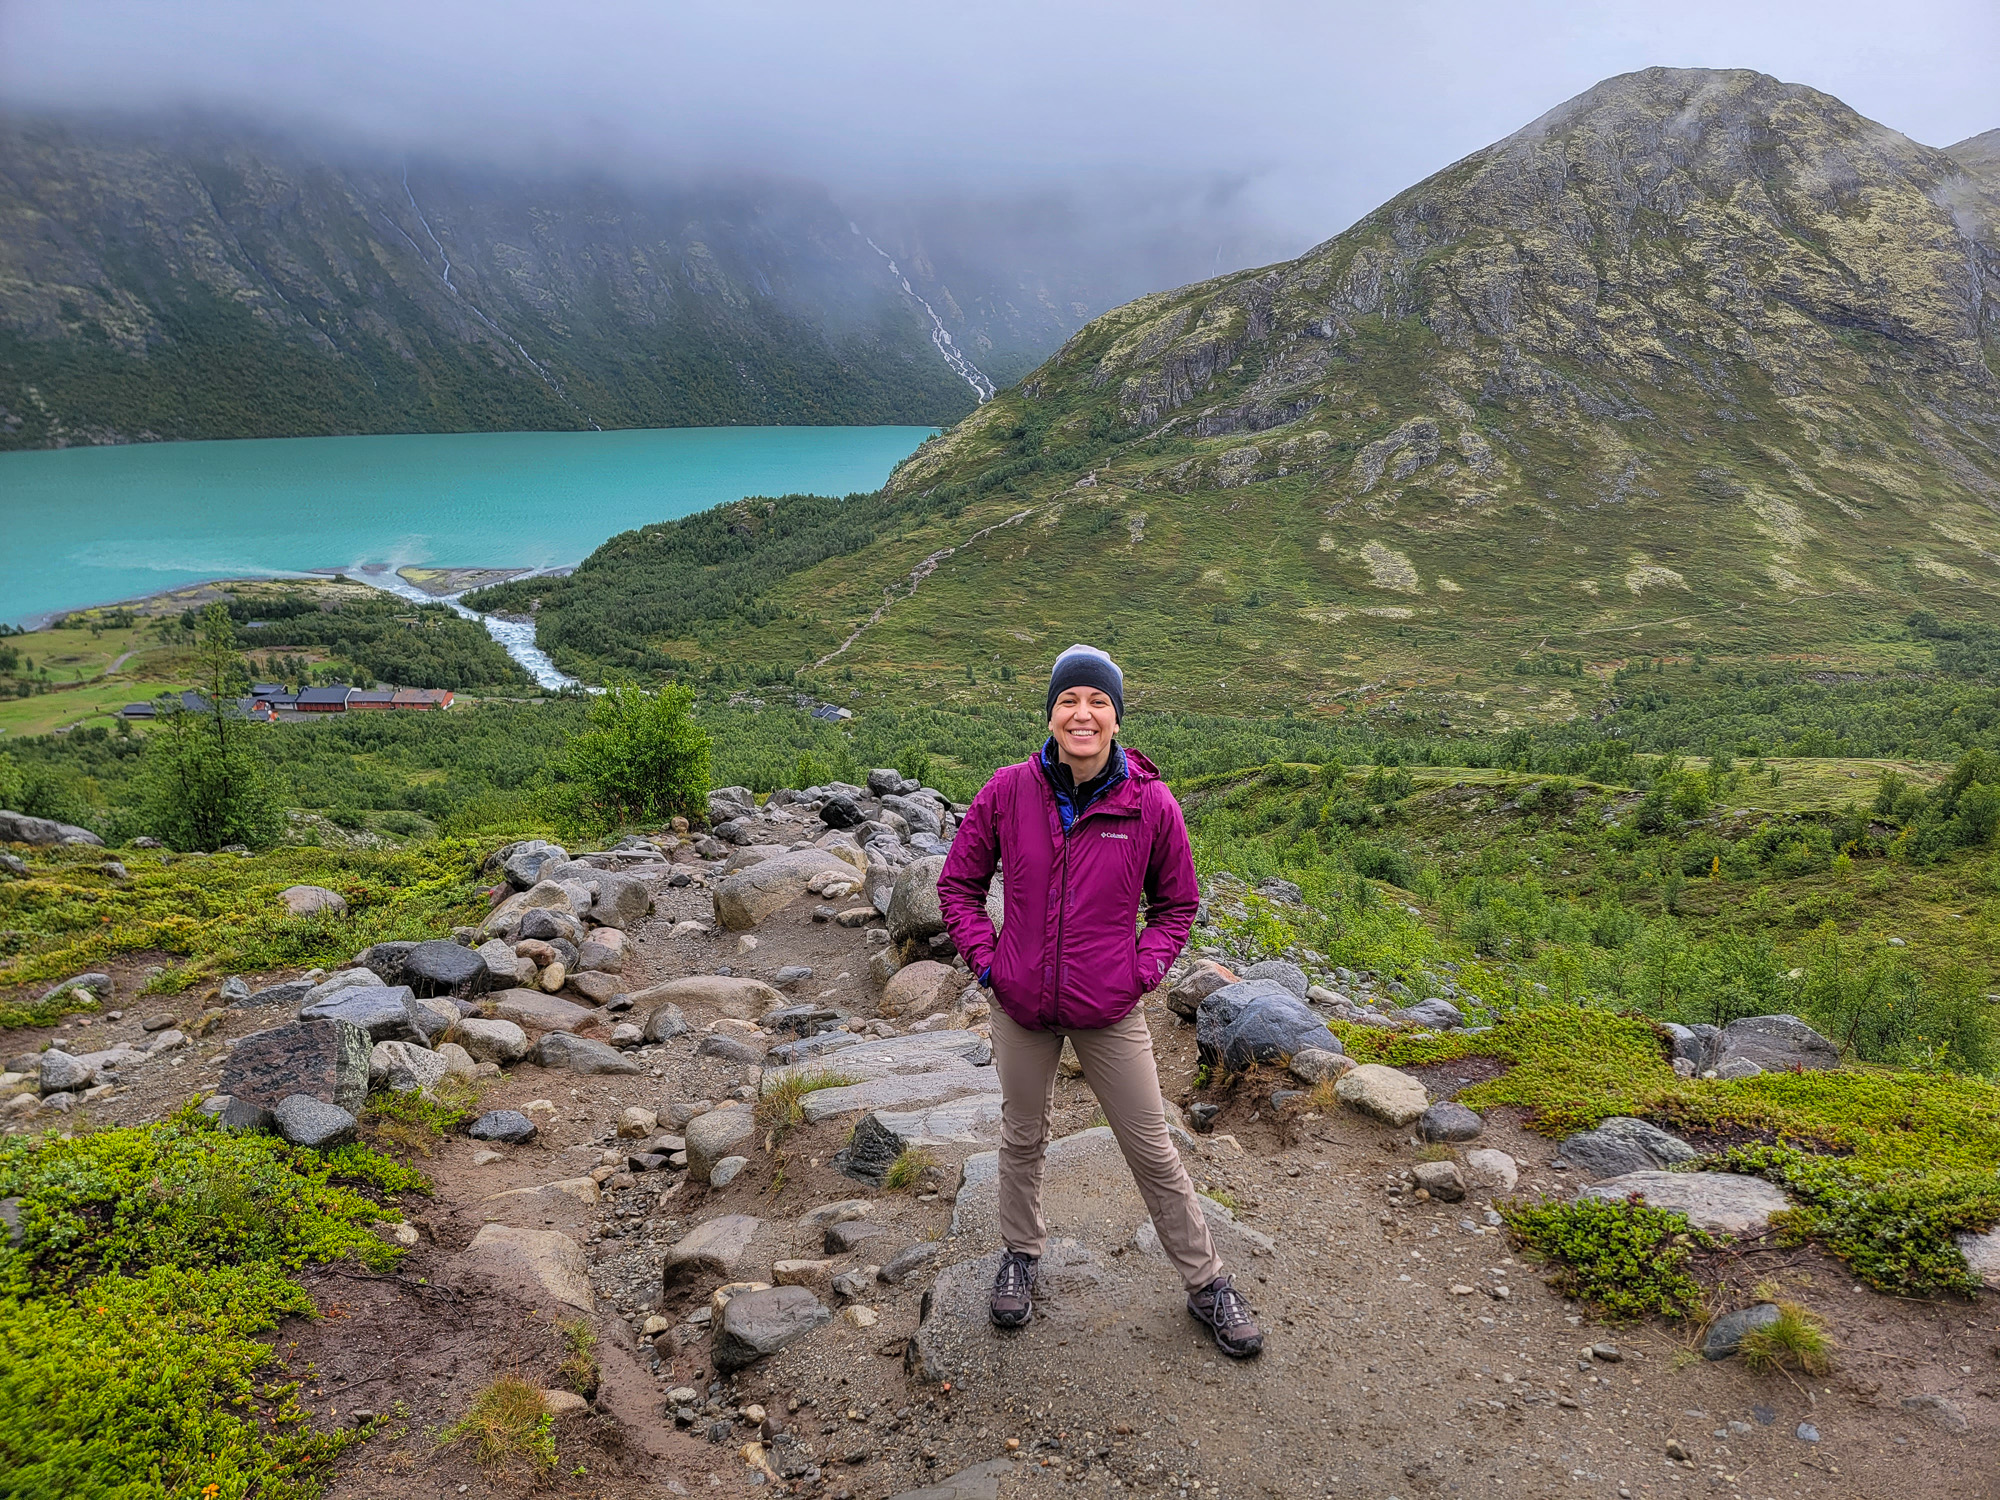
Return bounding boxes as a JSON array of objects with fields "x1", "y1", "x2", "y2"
[{"x1": 1, "y1": 2, "x2": 1994, "y2": 446}]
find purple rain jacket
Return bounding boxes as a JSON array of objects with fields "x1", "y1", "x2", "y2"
[{"x1": 938, "y1": 744, "x2": 1201, "y2": 1032}]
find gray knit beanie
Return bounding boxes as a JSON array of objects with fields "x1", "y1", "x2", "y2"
[{"x1": 1046, "y1": 643, "x2": 1124, "y2": 722}]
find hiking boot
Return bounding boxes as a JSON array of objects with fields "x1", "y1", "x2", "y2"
[
  {"x1": 989, "y1": 1248, "x2": 1037, "y2": 1328},
  {"x1": 1187, "y1": 1274, "x2": 1263, "y2": 1358}
]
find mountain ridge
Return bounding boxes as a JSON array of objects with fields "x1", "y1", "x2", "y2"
[{"x1": 498, "y1": 68, "x2": 2000, "y2": 724}]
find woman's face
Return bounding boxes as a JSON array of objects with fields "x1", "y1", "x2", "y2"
[{"x1": 1049, "y1": 686, "x2": 1118, "y2": 764}]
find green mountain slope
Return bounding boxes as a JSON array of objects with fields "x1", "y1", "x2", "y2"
[
  {"x1": 0, "y1": 119, "x2": 1003, "y2": 446},
  {"x1": 508, "y1": 69, "x2": 2000, "y2": 723}
]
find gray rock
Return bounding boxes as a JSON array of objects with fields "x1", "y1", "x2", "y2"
[
  {"x1": 1463, "y1": 1148, "x2": 1519, "y2": 1192},
  {"x1": 1715, "y1": 1057, "x2": 1765, "y2": 1080},
  {"x1": 881, "y1": 793, "x2": 942, "y2": 837},
  {"x1": 0, "y1": 853, "x2": 27, "y2": 877},
  {"x1": 1411, "y1": 1159, "x2": 1466, "y2": 1201},
  {"x1": 825, "y1": 1219, "x2": 886, "y2": 1253},
  {"x1": 369, "y1": 1040, "x2": 448, "y2": 1093},
  {"x1": 1560, "y1": 1116, "x2": 1698, "y2": 1174},
  {"x1": 300, "y1": 967, "x2": 386, "y2": 1006},
  {"x1": 502, "y1": 839, "x2": 570, "y2": 890},
  {"x1": 767, "y1": 1031, "x2": 865, "y2": 1066},
  {"x1": 218, "y1": 976, "x2": 252, "y2": 1006},
  {"x1": 711, "y1": 1285, "x2": 831, "y2": 1373},
  {"x1": 1253, "y1": 878, "x2": 1303, "y2": 906},
  {"x1": 708, "y1": 1155, "x2": 749, "y2": 1187},
  {"x1": 866, "y1": 769, "x2": 908, "y2": 796},
  {"x1": 642, "y1": 1003, "x2": 691, "y2": 1042},
  {"x1": 400, "y1": 939, "x2": 491, "y2": 1000},
  {"x1": 661, "y1": 1212, "x2": 763, "y2": 1288},
  {"x1": 1333, "y1": 1063, "x2": 1429, "y2": 1126},
  {"x1": 0, "y1": 810, "x2": 103, "y2": 846},
  {"x1": 1194, "y1": 979, "x2": 1338, "y2": 1070},
  {"x1": 696, "y1": 1033, "x2": 766, "y2": 1065},
  {"x1": 221, "y1": 1019, "x2": 370, "y2": 1116},
  {"x1": 1287, "y1": 1047, "x2": 1353, "y2": 1085},
  {"x1": 714, "y1": 848, "x2": 857, "y2": 930},
  {"x1": 1238, "y1": 959, "x2": 1309, "y2": 998},
  {"x1": 1395, "y1": 997, "x2": 1465, "y2": 1029},
  {"x1": 844, "y1": 1096, "x2": 1006, "y2": 1184},
  {"x1": 239, "y1": 978, "x2": 313, "y2": 1010},
  {"x1": 299, "y1": 984, "x2": 426, "y2": 1044},
  {"x1": 1956, "y1": 1225, "x2": 2000, "y2": 1287},
  {"x1": 354, "y1": 941, "x2": 420, "y2": 987},
  {"x1": 1165, "y1": 961, "x2": 1235, "y2": 1020},
  {"x1": 38, "y1": 1050, "x2": 96, "y2": 1094},
  {"x1": 468, "y1": 1109, "x2": 538, "y2": 1143},
  {"x1": 516, "y1": 906, "x2": 585, "y2": 944},
  {"x1": 1796, "y1": 1423, "x2": 1820, "y2": 1444},
  {"x1": 542, "y1": 861, "x2": 651, "y2": 929},
  {"x1": 887, "y1": 855, "x2": 948, "y2": 946},
  {"x1": 454, "y1": 1016, "x2": 530, "y2": 1063},
  {"x1": 463, "y1": 1223, "x2": 594, "y2": 1310},
  {"x1": 686, "y1": 1108, "x2": 758, "y2": 1181},
  {"x1": 706, "y1": 787, "x2": 754, "y2": 825},
  {"x1": 1715, "y1": 1014, "x2": 1840, "y2": 1073},
  {"x1": 773, "y1": 965, "x2": 814, "y2": 987},
  {"x1": 475, "y1": 938, "x2": 519, "y2": 985},
  {"x1": 277, "y1": 883, "x2": 347, "y2": 917},
  {"x1": 532, "y1": 1032, "x2": 642, "y2": 1075},
  {"x1": 42, "y1": 972, "x2": 112, "y2": 1006},
  {"x1": 1418, "y1": 1101, "x2": 1484, "y2": 1142},
  {"x1": 819, "y1": 794, "x2": 864, "y2": 830},
  {"x1": 273, "y1": 1094, "x2": 359, "y2": 1149},
  {"x1": 878, "y1": 1241, "x2": 943, "y2": 1285},
  {"x1": 1660, "y1": 1022, "x2": 1718, "y2": 1073},
  {"x1": 1702, "y1": 1302, "x2": 1781, "y2": 1359},
  {"x1": 1576, "y1": 1171, "x2": 1791, "y2": 1236}
]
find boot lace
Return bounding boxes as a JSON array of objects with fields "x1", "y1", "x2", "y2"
[
  {"x1": 1204, "y1": 1276, "x2": 1252, "y2": 1330},
  {"x1": 994, "y1": 1249, "x2": 1034, "y2": 1300}
]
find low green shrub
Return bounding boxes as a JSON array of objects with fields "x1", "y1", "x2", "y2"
[
  {"x1": 0, "y1": 1109, "x2": 423, "y2": 1497},
  {"x1": 1502, "y1": 1197, "x2": 1715, "y2": 1321},
  {"x1": 1709, "y1": 1143, "x2": 2000, "y2": 1296}
]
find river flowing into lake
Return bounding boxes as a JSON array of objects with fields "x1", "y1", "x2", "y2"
[
  {"x1": 1, "y1": 425, "x2": 935, "y2": 629},
  {"x1": 348, "y1": 564, "x2": 585, "y2": 691}
]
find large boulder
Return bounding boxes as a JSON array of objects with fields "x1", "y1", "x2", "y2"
[
  {"x1": 354, "y1": 941, "x2": 419, "y2": 986},
  {"x1": 1395, "y1": 998, "x2": 1466, "y2": 1030},
  {"x1": 1575, "y1": 1171, "x2": 1791, "y2": 1236},
  {"x1": 1559, "y1": 1116, "x2": 1699, "y2": 1175},
  {"x1": 475, "y1": 939, "x2": 520, "y2": 986},
  {"x1": 454, "y1": 1016, "x2": 530, "y2": 1063},
  {"x1": 501, "y1": 840, "x2": 570, "y2": 890},
  {"x1": 1333, "y1": 1063, "x2": 1429, "y2": 1126},
  {"x1": 844, "y1": 1096, "x2": 1006, "y2": 1184},
  {"x1": 301, "y1": 967, "x2": 384, "y2": 1005},
  {"x1": 707, "y1": 787, "x2": 755, "y2": 825},
  {"x1": 1715, "y1": 1015, "x2": 1840, "y2": 1073},
  {"x1": 0, "y1": 811, "x2": 102, "y2": 846},
  {"x1": 542, "y1": 861, "x2": 651, "y2": 929},
  {"x1": 221, "y1": 1019, "x2": 370, "y2": 1116},
  {"x1": 881, "y1": 793, "x2": 942, "y2": 837},
  {"x1": 469, "y1": 1109, "x2": 538, "y2": 1144},
  {"x1": 576, "y1": 927, "x2": 625, "y2": 973},
  {"x1": 278, "y1": 884, "x2": 347, "y2": 917},
  {"x1": 299, "y1": 984, "x2": 429, "y2": 1044},
  {"x1": 38, "y1": 1051, "x2": 97, "y2": 1095},
  {"x1": 887, "y1": 856, "x2": 948, "y2": 945},
  {"x1": 401, "y1": 939, "x2": 491, "y2": 1000},
  {"x1": 623, "y1": 974, "x2": 784, "y2": 1021},
  {"x1": 686, "y1": 1107, "x2": 758, "y2": 1181},
  {"x1": 712, "y1": 1286, "x2": 831, "y2": 1373},
  {"x1": 532, "y1": 1032, "x2": 642, "y2": 1075},
  {"x1": 1194, "y1": 979, "x2": 1337, "y2": 1070},
  {"x1": 713, "y1": 848, "x2": 857, "y2": 930},
  {"x1": 881, "y1": 960, "x2": 960, "y2": 1018},
  {"x1": 1418, "y1": 1101, "x2": 1484, "y2": 1143}
]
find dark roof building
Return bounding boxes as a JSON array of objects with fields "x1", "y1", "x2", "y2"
[
  {"x1": 347, "y1": 690, "x2": 397, "y2": 710},
  {"x1": 296, "y1": 686, "x2": 353, "y2": 712}
]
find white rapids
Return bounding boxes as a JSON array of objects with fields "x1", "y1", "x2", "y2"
[{"x1": 348, "y1": 565, "x2": 588, "y2": 692}]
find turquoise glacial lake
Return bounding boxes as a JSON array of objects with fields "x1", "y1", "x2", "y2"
[{"x1": 0, "y1": 425, "x2": 935, "y2": 627}]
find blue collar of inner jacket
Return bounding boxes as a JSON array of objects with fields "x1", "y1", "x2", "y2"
[{"x1": 1039, "y1": 738, "x2": 1128, "y2": 831}]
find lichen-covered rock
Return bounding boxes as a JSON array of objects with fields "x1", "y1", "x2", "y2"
[
  {"x1": 278, "y1": 884, "x2": 347, "y2": 917},
  {"x1": 1576, "y1": 1171, "x2": 1791, "y2": 1236},
  {"x1": 886, "y1": 855, "x2": 948, "y2": 945},
  {"x1": 532, "y1": 1031, "x2": 641, "y2": 1075},
  {"x1": 1237, "y1": 959, "x2": 1308, "y2": 998},
  {"x1": 454, "y1": 1016, "x2": 530, "y2": 1063},
  {"x1": 369, "y1": 1040, "x2": 448, "y2": 1093},
  {"x1": 272, "y1": 1094, "x2": 358, "y2": 1149},
  {"x1": 221, "y1": 1019, "x2": 370, "y2": 1116},
  {"x1": 713, "y1": 849, "x2": 856, "y2": 930},
  {"x1": 1714, "y1": 1014, "x2": 1840, "y2": 1073}
]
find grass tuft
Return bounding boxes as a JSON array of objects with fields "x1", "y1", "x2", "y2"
[
  {"x1": 552, "y1": 1318, "x2": 600, "y2": 1400},
  {"x1": 441, "y1": 1376, "x2": 558, "y2": 1475},
  {"x1": 1738, "y1": 1301, "x2": 1836, "y2": 1377},
  {"x1": 755, "y1": 1068, "x2": 860, "y2": 1141},
  {"x1": 360, "y1": 1075, "x2": 487, "y2": 1159},
  {"x1": 883, "y1": 1147, "x2": 937, "y2": 1192}
]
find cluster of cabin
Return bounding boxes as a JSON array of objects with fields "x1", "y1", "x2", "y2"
[{"x1": 120, "y1": 684, "x2": 455, "y2": 721}]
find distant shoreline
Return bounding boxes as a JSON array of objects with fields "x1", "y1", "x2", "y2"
[{"x1": 15, "y1": 565, "x2": 570, "y2": 631}]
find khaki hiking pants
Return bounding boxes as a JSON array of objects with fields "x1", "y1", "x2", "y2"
[{"x1": 989, "y1": 1003, "x2": 1223, "y2": 1291}]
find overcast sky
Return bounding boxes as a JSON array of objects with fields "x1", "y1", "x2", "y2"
[{"x1": 3, "y1": 0, "x2": 1995, "y2": 251}]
